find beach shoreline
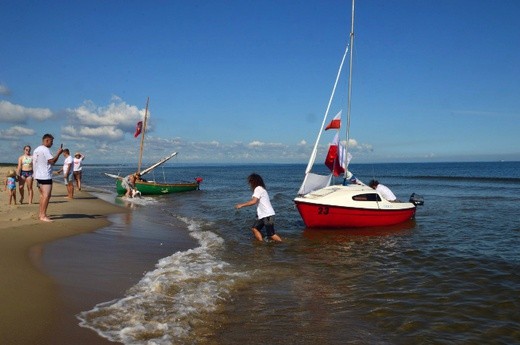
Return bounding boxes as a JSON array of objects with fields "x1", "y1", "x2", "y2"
[{"x1": 0, "y1": 166, "x2": 128, "y2": 344}]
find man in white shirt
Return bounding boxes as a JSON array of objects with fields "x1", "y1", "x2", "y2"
[
  {"x1": 33, "y1": 133, "x2": 63, "y2": 221},
  {"x1": 369, "y1": 179, "x2": 398, "y2": 202}
]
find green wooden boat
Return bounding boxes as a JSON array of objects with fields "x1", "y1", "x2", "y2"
[
  {"x1": 115, "y1": 179, "x2": 199, "y2": 196},
  {"x1": 106, "y1": 98, "x2": 203, "y2": 196}
]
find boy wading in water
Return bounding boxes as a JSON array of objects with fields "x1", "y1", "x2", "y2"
[{"x1": 235, "y1": 173, "x2": 282, "y2": 242}]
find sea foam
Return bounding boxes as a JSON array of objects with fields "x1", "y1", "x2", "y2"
[{"x1": 77, "y1": 216, "x2": 247, "y2": 344}]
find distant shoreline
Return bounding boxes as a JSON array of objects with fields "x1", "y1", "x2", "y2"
[{"x1": 1, "y1": 160, "x2": 519, "y2": 168}]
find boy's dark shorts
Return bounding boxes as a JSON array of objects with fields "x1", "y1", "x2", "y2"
[{"x1": 252, "y1": 216, "x2": 276, "y2": 237}]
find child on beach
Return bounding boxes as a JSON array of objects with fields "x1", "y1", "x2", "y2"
[
  {"x1": 235, "y1": 173, "x2": 282, "y2": 242},
  {"x1": 5, "y1": 169, "x2": 18, "y2": 205}
]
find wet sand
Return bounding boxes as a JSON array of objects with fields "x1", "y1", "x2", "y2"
[
  {"x1": 41, "y1": 209, "x2": 198, "y2": 344},
  {"x1": 1, "y1": 165, "x2": 198, "y2": 344},
  {"x1": 0, "y1": 166, "x2": 126, "y2": 344}
]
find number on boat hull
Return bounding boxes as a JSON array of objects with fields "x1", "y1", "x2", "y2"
[{"x1": 318, "y1": 206, "x2": 329, "y2": 215}]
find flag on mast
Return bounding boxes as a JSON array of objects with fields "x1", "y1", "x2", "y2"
[
  {"x1": 324, "y1": 110, "x2": 342, "y2": 130},
  {"x1": 324, "y1": 133, "x2": 346, "y2": 176},
  {"x1": 134, "y1": 121, "x2": 143, "y2": 138}
]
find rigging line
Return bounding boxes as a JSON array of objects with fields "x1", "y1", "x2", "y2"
[
  {"x1": 304, "y1": 43, "x2": 351, "y2": 177},
  {"x1": 162, "y1": 166, "x2": 166, "y2": 183}
]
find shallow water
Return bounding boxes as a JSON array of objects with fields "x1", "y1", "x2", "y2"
[{"x1": 50, "y1": 162, "x2": 520, "y2": 344}]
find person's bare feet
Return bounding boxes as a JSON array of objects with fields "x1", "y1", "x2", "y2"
[{"x1": 39, "y1": 217, "x2": 53, "y2": 222}]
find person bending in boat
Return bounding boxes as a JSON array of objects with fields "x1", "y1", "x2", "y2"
[
  {"x1": 235, "y1": 173, "x2": 282, "y2": 243},
  {"x1": 122, "y1": 173, "x2": 138, "y2": 198},
  {"x1": 368, "y1": 179, "x2": 399, "y2": 202}
]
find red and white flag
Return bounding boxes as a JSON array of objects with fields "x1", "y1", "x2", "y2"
[
  {"x1": 324, "y1": 111, "x2": 341, "y2": 130},
  {"x1": 324, "y1": 133, "x2": 346, "y2": 176},
  {"x1": 134, "y1": 121, "x2": 143, "y2": 138}
]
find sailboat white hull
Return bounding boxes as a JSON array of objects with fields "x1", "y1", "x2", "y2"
[{"x1": 294, "y1": 185, "x2": 416, "y2": 228}]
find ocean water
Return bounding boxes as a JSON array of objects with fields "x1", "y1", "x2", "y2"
[{"x1": 57, "y1": 162, "x2": 520, "y2": 344}]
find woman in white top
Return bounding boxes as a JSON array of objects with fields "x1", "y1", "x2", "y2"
[
  {"x1": 235, "y1": 173, "x2": 282, "y2": 242},
  {"x1": 73, "y1": 152, "x2": 85, "y2": 190}
]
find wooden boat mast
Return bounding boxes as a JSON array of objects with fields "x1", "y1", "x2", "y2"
[{"x1": 137, "y1": 97, "x2": 150, "y2": 174}]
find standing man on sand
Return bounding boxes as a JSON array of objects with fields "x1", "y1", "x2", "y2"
[{"x1": 33, "y1": 134, "x2": 63, "y2": 222}]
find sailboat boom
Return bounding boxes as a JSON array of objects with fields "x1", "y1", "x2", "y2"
[{"x1": 139, "y1": 152, "x2": 178, "y2": 177}]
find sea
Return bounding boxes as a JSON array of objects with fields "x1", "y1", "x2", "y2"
[{"x1": 42, "y1": 161, "x2": 520, "y2": 344}]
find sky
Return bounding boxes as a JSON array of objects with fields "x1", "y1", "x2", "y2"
[{"x1": 1, "y1": 0, "x2": 519, "y2": 166}]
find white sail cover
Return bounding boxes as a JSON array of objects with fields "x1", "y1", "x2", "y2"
[{"x1": 298, "y1": 173, "x2": 332, "y2": 195}]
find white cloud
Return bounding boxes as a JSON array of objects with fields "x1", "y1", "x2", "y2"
[
  {"x1": 248, "y1": 140, "x2": 265, "y2": 147},
  {"x1": 0, "y1": 125, "x2": 36, "y2": 139},
  {"x1": 61, "y1": 125, "x2": 124, "y2": 141},
  {"x1": 59, "y1": 97, "x2": 149, "y2": 145},
  {"x1": 67, "y1": 99, "x2": 143, "y2": 129},
  {"x1": 342, "y1": 138, "x2": 373, "y2": 153},
  {"x1": 0, "y1": 100, "x2": 53, "y2": 123},
  {"x1": 298, "y1": 140, "x2": 307, "y2": 146}
]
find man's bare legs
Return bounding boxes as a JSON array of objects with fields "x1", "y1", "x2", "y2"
[
  {"x1": 66, "y1": 182, "x2": 74, "y2": 199},
  {"x1": 38, "y1": 183, "x2": 53, "y2": 222}
]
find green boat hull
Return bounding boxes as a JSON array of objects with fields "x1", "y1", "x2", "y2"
[{"x1": 116, "y1": 179, "x2": 199, "y2": 196}]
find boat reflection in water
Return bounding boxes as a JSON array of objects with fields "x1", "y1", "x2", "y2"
[{"x1": 302, "y1": 219, "x2": 416, "y2": 241}]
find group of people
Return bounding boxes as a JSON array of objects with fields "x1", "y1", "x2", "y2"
[
  {"x1": 6, "y1": 133, "x2": 398, "y2": 238},
  {"x1": 4, "y1": 133, "x2": 85, "y2": 222}
]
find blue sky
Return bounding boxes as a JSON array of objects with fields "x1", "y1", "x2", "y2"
[{"x1": 1, "y1": 0, "x2": 519, "y2": 166}]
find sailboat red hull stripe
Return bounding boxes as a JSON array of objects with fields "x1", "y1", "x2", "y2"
[{"x1": 295, "y1": 201, "x2": 416, "y2": 228}]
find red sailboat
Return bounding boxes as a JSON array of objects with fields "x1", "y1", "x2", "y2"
[{"x1": 294, "y1": 0, "x2": 422, "y2": 228}]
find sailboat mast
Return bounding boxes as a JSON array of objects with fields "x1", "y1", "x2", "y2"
[
  {"x1": 344, "y1": 0, "x2": 355, "y2": 177},
  {"x1": 137, "y1": 97, "x2": 150, "y2": 174}
]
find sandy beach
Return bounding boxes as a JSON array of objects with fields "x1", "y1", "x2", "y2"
[{"x1": 0, "y1": 165, "x2": 127, "y2": 344}]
